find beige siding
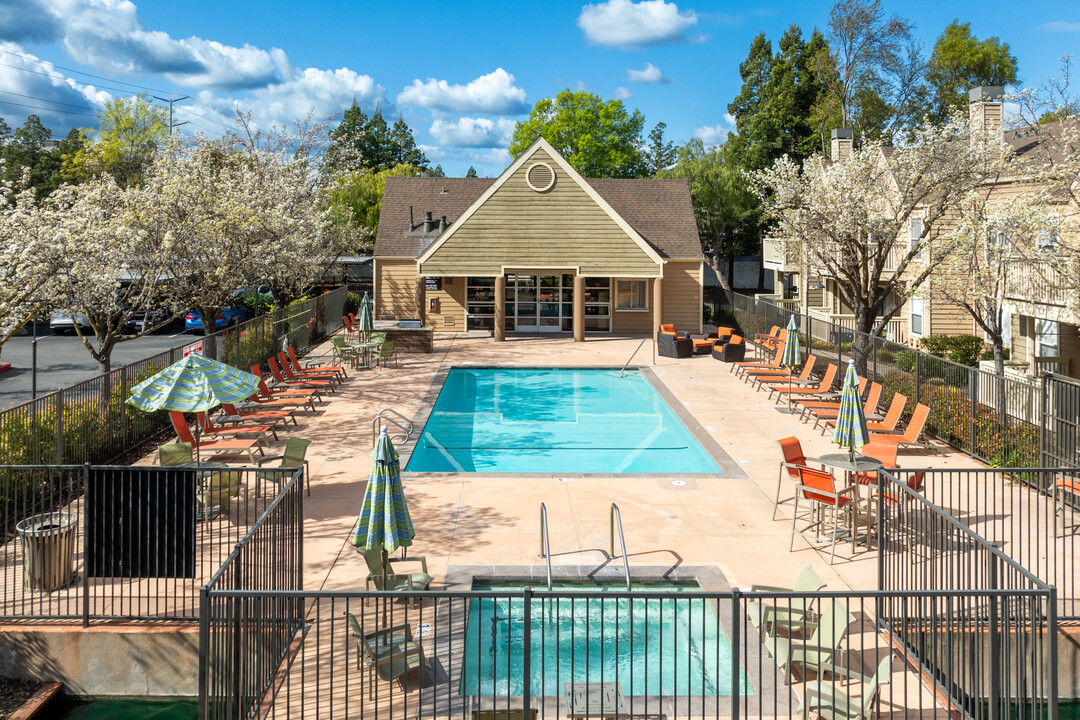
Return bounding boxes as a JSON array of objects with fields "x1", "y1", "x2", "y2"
[
  {"x1": 1059, "y1": 323, "x2": 1080, "y2": 379},
  {"x1": 928, "y1": 289, "x2": 976, "y2": 336},
  {"x1": 611, "y1": 279, "x2": 654, "y2": 334},
  {"x1": 419, "y1": 148, "x2": 661, "y2": 277},
  {"x1": 662, "y1": 261, "x2": 703, "y2": 334},
  {"x1": 427, "y1": 276, "x2": 466, "y2": 330},
  {"x1": 374, "y1": 258, "x2": 417, "y2": 319}
]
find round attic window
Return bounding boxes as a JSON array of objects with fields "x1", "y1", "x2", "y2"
[{"x1": 525, "y1": 162, "x2": 556, "y2": 192}]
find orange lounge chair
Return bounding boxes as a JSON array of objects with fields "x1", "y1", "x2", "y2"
[
  {"x1": 269, "y1": 356, "x2": 333, "y2": 395},
  {"x1": 287, "y1": 345, "x2": 347, "y2": 381},
  {"x1": 252, "y1": 365, "x2": 323, "y2": 402},
  {"x1": 196, "y1": 411, "x2": 276, "y2": 444},
  {"x1": 749, "y1": 353, "x2": 816, "y2": 379},
  {"x1": 797, "y1": 376, "x2": 868, "y2": 410},
  {"x1": 754, "y1": 325, "x2": 780, "y2": 346},
  {"x1": 277, "y1": 351, "x2": 341, "y2": 388},
  {"x1": 755, "y1": 356, "x2": 818, "y2": 393},
  {"x1": 761, "y1": 327, "x2": 788, "y2": 352},
  {"x1": 169, "y1": 412, "x2": 260, "y2": 462},
  {"x1": 869, "y1": 403, "x2": 942, "y2": 455},
  {"x1": 1053, "y1": 478, "x2": 1080, "y2": 533},
  {"x1": 809, "y1": 382, "x2": 882, "y2": 429},
  {"x1": 773, "y1": 363, "x2": 838, "y2": 401},
  {"x1": 222, "y1": 402, "x2": 298, "y2": 427},
  {"x1": 732, "y1": 343, "x2": 786, "y2": 376},
  {"x1": 243, "y1": 389, "x2": 316, "y2": 413},
  {"x1": 827, "y1": 393, "x2": 906, "y2": 432}
]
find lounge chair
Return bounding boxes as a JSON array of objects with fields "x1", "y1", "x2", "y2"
[
  {"x1": 775, "y1": 437, "x2": 821, "y2": 519},
  {"x1": 269, "y1": 356, "x2": 333, "y2": 395},
  {"x1": 1053, "y1": 477, "x2": 1080, "y2": 534},
  {"x1": 169, "y1": 412, "x2": 260, "y2": 462},
  {"x1": 809, "y1": 382, "x2": 881, "y2": 430},
  {"x1": 473, "y1": 711, "x2": 538, "y2": 720},
  {"x1": 277, "y1": 351, "x2": 340, "y2": 388},
  {"x1": 826, "y1": 392, "x2": 904, "y2": 432},
  {"x1": 731, "y1": 342, "x2": 785, "y2": 376},
  {"x1": 745, "y1": 565, "x2": 826, "y2": 638},
  {"x1": 754, "y1": 325, "x2": 780, "y2": 347},
  {"x1": 256, "y1": 436, "x2": 312, "y2": 496},
  {"x1": 250, "y1": 367, "x2": 321, "y2": 405},
  {"x1": 657, "y1": 324, "x2": 693, "y2": 358},
  {"x1": 346, "y1": 613, "x2": 430, "y2": 690},
  {"x1": 287, "y1": 345, "x2": 347, "y2": 381},
  {"x1": 802, "y1": 655, "x2": 892, "y2": 720},
  {"x1": 714, "y1": 334, "x2": 746, "y2": 361},
  {"x1": 751, "y1": 354, "x2": 818, "y2": 386},
  {"x1": 221, "y1": 402, "x2": 298, "y2": 428},
  {"x1": 869, "y1": 403, "x2": 942, "y2": 455},
  {"x1": 767, "y1": 598, "x2": 856, "y2": 684},
  {"x1": 797, "y1": 377, "x2": 868, "y2": 412},
  {"x1": 790, "y1": 465, "x2": 857, "y2": 564},
  {"x1": 359, "y1": 547, "x2": 431, "y2": 604},
  {"x1": 774, "y1": 364, "x2": 838, "y2": 402},
  {"x1": 196, "y1": 410, "x2": 275, "y2": 444}
]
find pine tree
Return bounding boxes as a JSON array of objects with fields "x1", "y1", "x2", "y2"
[
  {"x1": 646, "y1": 122, "x2": 675, "y2": 175},
  {"x1": 465, "y1": 166, "x2": 478, "y2": 178},
  {"x1": 390, "y1": 116, "x2": 429, "y2": 169}
]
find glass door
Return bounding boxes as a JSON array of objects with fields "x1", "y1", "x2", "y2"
[
  {"x1": 514, "y1": 275, "x2": 538, "y2": 331},
  {"x1": 537, "y1": 275, "x2": 561, "y2": 331}
]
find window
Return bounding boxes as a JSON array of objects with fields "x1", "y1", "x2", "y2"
[
  {"x1": 1037, "y1": 229, "x2": 1059, "y2": 250},
  {"x1": 909, "y1": 217, "x2": 923, "y2": 262},
  {"x1": 466, "y1": 277, "x2": 496, "y2": 331},
  {"x1": 1037, "y1": 319, "x2": 1059, "y2": 357},
  {"x1": 615, "y1": 280, "x2": 648, "y2": 311},
  {"x1": 985, "y1": 307, "x2": 1011, "y2": 347},
  {"x1": 909, "y1": 295, "x2": 924, "y2": 336}
]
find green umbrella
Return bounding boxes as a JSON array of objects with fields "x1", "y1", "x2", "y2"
[
  {"x1": 351, "y1": 426, "x2": 414, "y2": 619},
  {"x1": 778, "y1": 314, "x2": 801, "y2": 413},
  {"x1": 127, "y1": 352, "x2": 262, "y2": 462},
  {"x1": 357, "y1": 292, "x2": 374, "y2": 336},
  {"x1": 832, "y1": 359, "x2": 870, "y2": 460}
]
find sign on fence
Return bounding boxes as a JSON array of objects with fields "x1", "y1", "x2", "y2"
[{"x1": 183, "y1": 340, "x2": 203, "y2": 357}]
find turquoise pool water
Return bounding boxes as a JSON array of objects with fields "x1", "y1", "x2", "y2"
[
  {"x1": 405, "y1": 368, "x2": 722, "y2": 473},
  {"x1": 459, "y1": 582, "x2": 750, "y2": 697}
]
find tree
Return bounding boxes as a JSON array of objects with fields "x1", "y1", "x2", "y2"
[
  {"x1": 926, "y1": 21, "x2": 1018, "y2": 125},
  {"x1": 508, "y1": 90, "x2": 648, "y2": 178},
  {"x1": 812, "y1": 0, "x2": 928, "y2": 144},
  {"x1": 750, "y1": 117, "x2": 990, "y2": 370},
  {"x1": 390, "y1": 115, "x2": 428, "y2": 168},
  {"x1": 465, "y1": 166, "x2": 478, "y2": 178},
  {"x1": 326, "y1": 102, "x2": 429, "y2": 173},
  {"x1": 725, "y1": 33, "x2": 774, "y2": 171},
  {"x1": 66, "y1": 95, "x2": 169, "y2": 188},
  {"x1": 645, "y1": 122, "x2": 675, "y2": 175},
  {"x1": 428, "y1": 164, "x2": 445, "y2": 177},
  {"x1": 328, "y1": 164, "x2": 425, "y2": 253},
  {"x1": 1, "y1": 115, "x2": 53, "y2": 198}
]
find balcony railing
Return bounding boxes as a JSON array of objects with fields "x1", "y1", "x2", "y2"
[
  {"x1": 761, "y1": 237, "x2": 799, "y2": 271},
  {"x1": 1005, "y1": 256, "x2": 1078, "y2": 310},
  {"x1": 806, "y1": 309, "x2": 909, "y2": 345}
]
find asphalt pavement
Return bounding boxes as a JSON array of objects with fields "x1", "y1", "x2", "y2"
[{"x1": 0, "y1": 322, "x2": 202, "y2": 409}]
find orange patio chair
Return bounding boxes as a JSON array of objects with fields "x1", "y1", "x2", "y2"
[
  {"x1": 343, "y1": 315, "x2": 358, "y2": 335},
  {"x1": 750, "y1": 354, "x2": 817, "y2": 382},
  {"x1": 797, "y1": 376, "x2": 868, "y2": 412},
  {"x1": 264, "y1": 358, "x2": 330, "y2": 399},
  {"x1": 773, "y1": 363, "x2": 838, "y2": 401},
  {"x1": 809, "y1": 382, "x2": 882, "y2": 430},
  {"x1": 790, "y1": 465, "x2": 857, "y2": 564},
  {"x1": 169, "y1": 411, "x2": 261, "y2": 463},
  {"x1": 287, "y1": 345, "x2": 347, "y2": 381},
  {"x1": 277, "y1": 351, "x2": 341, "y2": 389},
  {"x1": 222, "y1": 402, "x2": 298, "y2": 428},
  {"x1": 754, "y1": 325, "x2": 780, "y2": 347},
  {"x1": 732, "y1": 342, "x2": 786, "y2": 376},
  {"x1": 196, "y1": 411, "x2": 276, "y2": 444},
  {"x1": 251, "y1": 366, "x2": 322, "y2": 405},
  {"x1": 852, "y1": 442, "x2": 898, "y2": 487},
  {"x1": 828, "y1": 392, "x2": 907, "y2": 433},
  {"x1": 242, "y1": 388, "x2": 316, "y2": 413},
  {"x1": 869, "y1": 403, "x2": 942, "y2": 455},
  {"x1": 775, "y1": 437, "x2": 821, "y2": 520}
]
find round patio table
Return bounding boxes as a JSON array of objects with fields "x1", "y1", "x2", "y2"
[{"x1": 819, "y1": 453, "x2": 884, "y2": 552}]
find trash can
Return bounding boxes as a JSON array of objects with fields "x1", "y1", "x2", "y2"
[{"x1": 16, "y1": 512, "x2": 78, "y2": 591}]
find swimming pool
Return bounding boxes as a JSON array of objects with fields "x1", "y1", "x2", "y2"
[
  {"x1": 405, "y1": 368, "x2": 722, "y2": 473},
  {"x1": 459, "y1": 582, "x2": 750, "y2": 697}
]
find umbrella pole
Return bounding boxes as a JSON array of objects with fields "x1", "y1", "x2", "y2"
[{"x1": 381, "y1": 547, "x2": 389, "y2": 626}]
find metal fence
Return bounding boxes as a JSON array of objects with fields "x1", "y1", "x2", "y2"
[
  {"x1": 0, "y1": 464, "x2": 300, "y2": 625},
  {"x1": 0, "y1": 287, "x2": 347, "y2": 467},
  {"x1": 724, "y1": 291, "x2": 1076, "y2": 469}
]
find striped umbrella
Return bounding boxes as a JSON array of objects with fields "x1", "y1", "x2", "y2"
[
  {"x1": 832, "y1": 358, "x2": 870, "y2": 460},
  {"x1": 357, "y1": 292, "x2": 374, "y2": 336},
  {"x1": 779, "y1": 314, "x2": 801, "y2": 413},
  {"x1": 127, "y1": 353, "x2": 262, "y2": 413}
]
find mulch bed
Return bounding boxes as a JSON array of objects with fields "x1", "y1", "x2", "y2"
[{"x1": 0, "y1": 678, "x2": 39, "y2": 719}]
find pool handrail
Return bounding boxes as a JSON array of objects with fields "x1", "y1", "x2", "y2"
[
  {"x1": 610, "y1": 503, "x2": 631, "y2": 591},
  {"x1": 620, "y1": 338, "x2": 648, "y2": 377},
  {"x1": 538, "y1": 503, "x2": 553, "y2": 591},
  {"x1": 372, "y1": 408, "x2": 414, "y2": 446}
]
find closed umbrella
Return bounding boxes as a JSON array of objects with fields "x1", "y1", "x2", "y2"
[
  {"x1": 357, "y1": 292, "x2": 374, "y2": 337},
  {"x1": 832, "y1": 359, "x2": 870, "y2": 461},
  {"x1": 351, "y1": 426, "x2": 414, "y2": 621},
  {"x1": 778, "y1": 314, "x2": 801, "y2": 413},
  {"x1": 127, "y1": 352, "x2": 262, "y2": 463}
]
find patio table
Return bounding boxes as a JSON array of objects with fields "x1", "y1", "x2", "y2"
[
  {"x1": 818, "y1": 453, "x2": 884, "y2": 552},
  {"x1": 564, "y1": 682, "x2": 628, "y2": 719},
  {"x1": 349, "y1": 340, "x2": 383, "y2": 369}
]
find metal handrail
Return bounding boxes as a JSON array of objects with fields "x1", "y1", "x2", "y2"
[
  {"x1": 620, "y1": 338, "x2": 648, "y2": 377},
  {"x1": 609, "y1": 503, "x2": 631, "y2": 591},
  {"x1": 538, "y1": 503, "x2": 552, "y2": 591},
  {"x1": 372, "y1": 408, "x2": 414, "y2": 445}
]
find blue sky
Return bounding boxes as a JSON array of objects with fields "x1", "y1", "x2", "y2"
[{"x1": 0, "y1": 0, "x2": 1077, "y2": 176}]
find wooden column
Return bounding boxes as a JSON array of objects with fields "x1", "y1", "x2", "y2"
[
  {"x1": 415, "y1": 276, "x2": 427, "y2": 325},
  {"x1": 494, "y1": 275, "x2": 506, "y2": 341},
  {"x1": 652, "y1": 276, "x2": 663, "y2": 332},
  {"x1": 573, "y1": 275, "x2": 585, "y2": 342}
]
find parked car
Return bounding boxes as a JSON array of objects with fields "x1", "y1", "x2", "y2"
[
  {"x1": 124, "y1": 308, "x2": 174, "y2": 334},
  {"x1": 49, "y1": 311, "x2": 92, "y2": 335},
  {"x1": 184, "y1": 305, "x2": 249, "y2": 334}
]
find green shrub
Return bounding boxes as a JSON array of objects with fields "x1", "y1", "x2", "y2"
[
  {"x1": 919, "y1": 335, "x2": 951, "y2": 358},
  {"x1": 945, "y1": 334, "x2": 985, "y2": 367},
  {"x1": 237, "y1": 291, "x2": 274, "y2": 318},
  {"x1": 981, "y1": 347, "x2": 1011, "y2": 361},
  {"x1": 345, "y1": 292, "x2": 363, "y2": 316}
]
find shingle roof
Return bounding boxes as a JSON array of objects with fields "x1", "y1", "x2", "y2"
[{"x1": 374, "y1": 176, "x2": 703, "y2": 260}]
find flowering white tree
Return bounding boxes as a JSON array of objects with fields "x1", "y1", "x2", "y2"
[{"x1": 749, "y1": 118, "x2": 990, "y2": 369}]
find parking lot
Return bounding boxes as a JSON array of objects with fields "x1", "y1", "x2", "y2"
[{"x1": 0, "y1": 321, "x2": 200, "y2": 409}]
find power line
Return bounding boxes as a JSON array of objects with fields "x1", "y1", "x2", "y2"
[
  {"x1": 0, "y1": 97, "x2": 98, "y2": 118},
  {"x1": 0, "y1": 89, "x2": 96, "y2": 112},
  {"x1": 0, "y1": 61, "x2": 154, "y2": 97},
  {"x1": 0, "y1": 47, "x2": 182, "y2": 97},
  {"x1": 175, "y1": 104, "x2": 234, "y2": 132}
]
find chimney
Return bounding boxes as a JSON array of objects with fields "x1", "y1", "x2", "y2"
[
  {"x1": 969, "y1": 86, "x2": 1004, "y2": 147},
  {"x1": 830, "y1": 129, "x2": 853, "y2": 162},
  {"x1": 439, "y1": 215, "x2": 447, "y2": 232},
  {"x1": 424, "y1": 211, "x2": 436, "y2": 233}
]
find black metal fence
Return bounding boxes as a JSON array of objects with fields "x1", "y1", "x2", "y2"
[
  {"x1": 0, "y1": 464, "x2": 299, "y2": 625},
  {"x1": 724, "y1": 291, "x2": 1075, "y2": 469},
  {"x1": 0, "y1": 288, "x2": 347, "y2": 467}
]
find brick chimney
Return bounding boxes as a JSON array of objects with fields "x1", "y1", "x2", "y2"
[
  {"x1": 830, "y1": 129, "x2": 853, "y2": 162},
  {"x1": 969, "y1": 86, "x2": 1004, "y2": 147}
]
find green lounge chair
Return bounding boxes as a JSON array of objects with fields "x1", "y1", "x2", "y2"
[
  {"x1": 767, "y1": 598, "x2": 856, "y2": 684},
  {"x1": 359, "y1": 547, "x2": 431, "y2": 605},
  {"x1": 745, "y1": 566, "x2": 826, "y2": 638},
  {"x1": 346, "y1": 612, "x2": 430, "y2": 689},
  {"x1": 256, "y1": 437, "x2": 312, "y2": 496},
  {"x1": 802, "y1": 655, "x2": 892, "y2": 719}
]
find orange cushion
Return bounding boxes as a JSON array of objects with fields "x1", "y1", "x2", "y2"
[
  {"x1": 693, "y1": 339, "x2": 714, "y2": 347},
  {"x1": 728, "y1": 336, "x2": 744, "y2": 345}
]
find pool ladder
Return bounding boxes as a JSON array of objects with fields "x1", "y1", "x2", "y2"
[
  {"x1": 372, "y1": 408, "x2": 414, "y2": 446},
  {"x1": 539, "y1": 502, "x2": 631, "y2": 591}
]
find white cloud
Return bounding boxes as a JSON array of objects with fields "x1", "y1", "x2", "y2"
[
  {"x1": 397, "y1": 68, "x2": 527, "y2": 114},
  {"x1": 0, "y1": 0, "x2": 62, "y2": 43},
  {"x1": 231, "y1": 67, "x2": 386, "y2": 131},
  {"x1": 458, "y1": 148, "x2": 512, "y2": 168},
  {"x1": 1042, "y1": 21, "x2": 1080, "y2": 32},
  {"x1": 627, "y1": 62, "x2": 670, "y2": 84},
  {"x1": 614, "y1": 86, "x2": 633, "y2": 99},
  {"x1": 578, "y1": 0, "x2": 701, "y2": 49},
  {"x1": 0, "y1": 42, "x2": 110, "y2": 132},
  {"x1": 693, "y1": 124, "x2": 731, "y2": 145},
  {"x1": 723, "y1": 112, "x2": 736, "y2": 127},
  {"x1": 429, "y1": 117, "x2": 516, "y2": 148}
]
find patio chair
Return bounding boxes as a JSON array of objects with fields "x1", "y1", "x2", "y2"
[
  {"x1": 196, "y1": 410, "x2": 276, "y2": 444},
  {"x1": 745, "y1": 565, "x2": 826, "y2": 638},
  {"x1": 754, "y1": 325, "x2": 780, "y2": 347},
  {"x1": 790, "y1": 465, "x2": 857, "y2": 564},
  {"x1": 1053, "y1": 477, "x2": 1080, "y2": 535},
  {"x1": 359, "y1": 547, "x2": 431, "y2": 605},
  {"x1": 473, "y1": 711, "x2": 539, "y2": 720},
  {"x1": 221, "y1": 402, "x2": 298, "y2": 428},
  {"x1": 269, "y1": 356, "x2": 334, "y2": 395},
  {"x1": 376, "y1": 339, "x2": 399, "y2": 368},
  {"x1": 852, "y1": 442, "x2": 898, "y2": 487},
  {"x1": 159, "y1": 441, "x2": 194, "y2": 467},
  {"x1": 826, "y1": 392, "x2": 904, "y2": 432},
  {"x1": 287, "y1": 345, "x2": 347, "y2": 381},
  {"x1": 751, "y1": 354, "x2": 818, "y2": 387},
  {"x1": 196, "y1": 468, "x2": 246, "y2": 518},
  {"x1": 346, "y1": 612, "x2": 430, "y2": 690},
  {"x1": 657, "y1": 325, "x2": 693, "y2": 358},
  {"x1": 869, "y1": 403, "x2": 942, "y2": 455},
  {"x1": 256, "y1": 437, "x2": 312, "y2": 496},
  {"x1": 798, "y1": 377, "x2": 868, "y2": 413},
  {"x1": 169, "y1": 411, "x2": 260, "y2": 462},
  {"x1": 767, "y1": 598, "x2": 856, "y2": 684},
  {"x1": 242, "y1": 383, "x2": 317, "y2": 413},
  {"x1": 774, "y1": 363, "x2": 838, "y2": 402},
  {"x1": 731, "y1": 341, "x2": 784, "y2": 375},
  {"x1": 802, "y1": 655, "x2": 892, "y2": 720},
  {"x1": 714, "y1": 326, "x2": 735, "y2": 344},
  {"x1": 277, "y1": 351, "x2": 341, "y2": 389},
  {"x1": 343, "y1": 315, "x2": 358, "y2": 335},
  {"x1": 715, "y1": 334, "x2": 746, "y2": 361},
  {"x1": 810, "y1": 382, "x2": 882, "y2": 430},
  {"x1": 251, "y1": 367, "x2": 322, "y2": 405},
  {"x1": 332, "y1": 335, "x2": 362, "y2": 368},
  {"x1": 775, "y1": 436, "x2": 822, "y2": 519}
]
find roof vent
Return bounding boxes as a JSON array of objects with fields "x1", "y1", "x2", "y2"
[{"x1": 525, "y1": 162, "x2": 556, "y2": 192}]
